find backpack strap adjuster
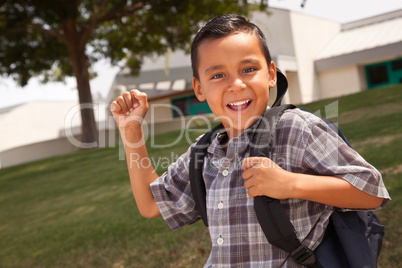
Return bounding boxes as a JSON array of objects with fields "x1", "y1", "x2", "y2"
[{"x1": 291, "y1": 245, "x2": 317, "y2": 267}]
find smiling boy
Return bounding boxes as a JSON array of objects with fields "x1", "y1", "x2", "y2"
[
  {"x1": 192, "y1": 31, "x2": 275, "y2": 139},
  {"x1": 111, "y1": 14, "x2": 390, "y2": 267}
]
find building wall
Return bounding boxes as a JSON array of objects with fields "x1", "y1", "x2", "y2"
[
  {"x1": 0, "y1": 130, "x2": 119, "y2": 169},
  {"x1": 0, "y1": 101, "x2": 81, "y2": 152},
  {"x1": 290, "y1": 12, "x2": 340, "y2": 103},
  {"x1": 0, "y1": 137, "x2": 76, "y2": 168},
  {"x1": 0, "y1": 113, "x2": 216, "y2": 168},
  {"x1": 145, "y1": 98, "x2": 174, "y2": 124},
  {"x1": 286, "y1": 71, "x2": 303, "y2": 104},
  {"x1": 318, "y1": 65, "x2": 363, "y2": 99},
  {"x1": 252, "y1": 9, "x2": 296, "y2": 58}
]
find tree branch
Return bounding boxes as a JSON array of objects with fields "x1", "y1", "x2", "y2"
[
  {"x1": 80, "y1": 1, "x2": 144, "y2": 46},
  {"x1": 98, "y1": 0, "x2": 110, "y2": 14},
  {"x1": 30, "y1": 23, "x2": 62, "y2": 40},
  {"x1": 96, "y1": 1, "x2": 144, "y2": 25}
]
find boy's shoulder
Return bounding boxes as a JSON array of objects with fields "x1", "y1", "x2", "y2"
[
  {"x1": 274, "y1": 107, "x2": 343, "y2": 148},
  {"x1": 279, "y1": 107, "x2": 324, "y2": 128}
]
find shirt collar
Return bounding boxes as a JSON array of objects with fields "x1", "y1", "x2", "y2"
[{"x1": 207, "y1": 117, "x2": 262, "y2": 160}]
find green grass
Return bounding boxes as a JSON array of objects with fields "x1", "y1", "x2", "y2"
[
  {"x1": 304, "y1": 85, "x2": 402, "y2": 267},
  {"x1": 1, "y1": 85, "x2": 401, "y2": 267}
]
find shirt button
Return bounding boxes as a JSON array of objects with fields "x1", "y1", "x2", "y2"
[
  {"x1": 218, "y1": 201, "x2": 224, "y2": 210},
  {"x1": 217, "y1": 236, "x2": 224, "y2": 245},
  {"x1": 222, "y1": 169, "x2": 229, "y2": 176}
]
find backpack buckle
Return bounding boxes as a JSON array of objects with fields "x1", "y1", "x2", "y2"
[{"x1": 291, "y1": 245, "x2": 317, "y2": 266}]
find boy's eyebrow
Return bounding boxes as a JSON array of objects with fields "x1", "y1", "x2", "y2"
[
  {"x1": 204, "y1": 65, "x2": 224, "y2": 75},
  {"x1": 240, "y1": 58, "x2": 261, "y2": 65},
  {"x1": 204, "y1": 58, "x2": 262, "y2": 75}
]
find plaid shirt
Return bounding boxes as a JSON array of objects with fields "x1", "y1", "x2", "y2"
[{"x1": 150, "y1": 108, "x2": 390, "y2": 268}]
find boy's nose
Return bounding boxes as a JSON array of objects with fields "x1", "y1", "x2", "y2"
[{"x1": 228, "y1": 77, "x2": 246, "y2": 92}]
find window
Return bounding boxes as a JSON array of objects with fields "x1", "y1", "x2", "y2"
[
  {"x1": 365, "y1": 58, "x2": 402, "y2": 89},
  {"x1": 171, "y1": 98, "x2": 189, "y2": 117},
  {"x1": 367, "y1": 64, "x2": 389, "y2": 86},
  {"x1": 171, "y1": 94, "x2": 212, "y2": 118},
  {"x1": 391, "y1": 59, "x2": 402, "y2": 71}
]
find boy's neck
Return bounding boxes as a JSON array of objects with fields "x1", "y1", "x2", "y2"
[
  {"x1": 217, "y1": 132, "x2": 229, "y2": 153},
  {"x1": 223, "y1": 116, "x2": 263, "y2": 140}
]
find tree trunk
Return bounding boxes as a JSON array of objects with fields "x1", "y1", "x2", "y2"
[
  {"x1": 74, "y1": 52, "x2": 98, "y2": 149},
  {"x1": 63, "y1": 22, "x2": 98, "y2": 149}
]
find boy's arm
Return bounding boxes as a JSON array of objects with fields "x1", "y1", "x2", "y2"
[
  {"x1": 243, "y1": 157, "x2": 384, "y2": 209},
  {"x1": 243, "y1": 111, "x2": 389, "y2": 210},
  {"x1": 111, "y1": 90, "x2": 161, "y2": 218}
]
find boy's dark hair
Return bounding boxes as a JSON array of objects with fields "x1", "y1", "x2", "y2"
[{"x1": 191, "y1": 14, "x2": 272, "y2": 80}]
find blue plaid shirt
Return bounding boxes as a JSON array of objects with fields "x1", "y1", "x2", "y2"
[{"x1": 150, "y1": 108, "x2": 390, "y2": 267}]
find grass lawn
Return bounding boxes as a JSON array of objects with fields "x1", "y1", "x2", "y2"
[{"x1": 0, "y1": 85, "x2": 401, "y2": 267}]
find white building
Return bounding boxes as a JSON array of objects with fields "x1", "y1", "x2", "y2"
[
  {"x1": 0, "y1": 101, "x2": 115, "y2": 168},
  {"x1": 107, "y1": 7, "x2": 402, "y2": 121},
  {"x1": 2, "y1": 7, "x2": 402, "y2": 168}
]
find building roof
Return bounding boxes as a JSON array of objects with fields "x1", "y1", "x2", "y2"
[
  {"x1": 106, "y1": 49, "x2": 195, "y2": 103},
  {"x1": 107, "y1": 8, "x2": 402, "y2": 101},
  {"x1": 107, "y1": 8, "x2": 300, "y2": 103},
  {"x1": 112, "y1": 66, "x2": 193, "y2": 101},
  {"x1": 315, "y1": 9, "x2": 402, "y2": 71}
]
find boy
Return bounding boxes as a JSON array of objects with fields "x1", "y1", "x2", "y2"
[{"x1": 111, "y1": 14, "x2": 390, "y2": 267}]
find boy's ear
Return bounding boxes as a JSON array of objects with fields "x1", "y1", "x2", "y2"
[
  {"x1": 192, "y1": 77, "x2": 206, "y2": 101},
  {"x1": 268, "y1": 61, "x2": 277, "y2": 88}
]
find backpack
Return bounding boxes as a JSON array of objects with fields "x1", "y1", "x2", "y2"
[{"x1": 189, "y1": 70, "x2": 385, "y2": 268}]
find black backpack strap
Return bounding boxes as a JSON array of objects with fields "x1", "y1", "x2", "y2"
[
  {"x1": 254, "y1": 197, "x2": 320, "y2": 267},
  {"x1": 250, "y1": 105, "x2": 322, "y2": 268},
  {"x1": 249, "y1": 104, "x2": 295, "y2": 157},
  {"x1": 189, "y1": 123, "x2": 224, "y2": 227},
  {"x1": 272, "y1": 68, "x2": 288, "y2": 107}
]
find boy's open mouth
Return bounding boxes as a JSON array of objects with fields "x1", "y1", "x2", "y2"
[{"x1": 227, "y1": 99, "x2": 252, "y2": 111}]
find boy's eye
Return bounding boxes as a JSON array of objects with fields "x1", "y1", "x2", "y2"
[
  {"x1": 211, "y1": 73, "x2": 225, "y2": 79},
  {"x1": 243, "y1": 67, "x2": 256, "y2": 73}
]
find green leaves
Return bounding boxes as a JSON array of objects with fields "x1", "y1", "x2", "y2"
[
  {"x1": 0, "y1": 0, "x2": 263, "y2": 85},
  {"x1": 0, "y1": 0, "x2": 265, "y2": 144}
]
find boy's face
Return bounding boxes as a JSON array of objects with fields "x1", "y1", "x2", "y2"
[{"x1": 192, "y1": 32, "x2": 277, "y2": 139}]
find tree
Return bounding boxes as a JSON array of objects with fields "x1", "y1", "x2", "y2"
[{"x1": 0, "y1": 0, "x2": 266, "y2": 148}]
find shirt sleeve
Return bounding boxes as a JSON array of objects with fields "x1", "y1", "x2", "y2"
[
  {"x1": 278, "y1": 109, "x2": 391, "y2": 210},
  {"x1": 150, "y1": 143, "x2": 201, "y2": 231}
]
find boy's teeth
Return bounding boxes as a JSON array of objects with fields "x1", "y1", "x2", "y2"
[
  {"x1": 227, "y1": 100, "x2": 251, "y2": 111},
  {"x1": 228, "y1": 100, "x2": 250, "y2": 106}
]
